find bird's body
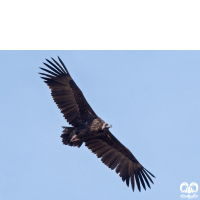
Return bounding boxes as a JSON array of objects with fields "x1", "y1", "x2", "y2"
[
  {"x1": 61, "y1": 118, "x2": 106, "y2": 147},
  {"x1": 39, "y1": 57, "x2": 155, "y2": 192}
]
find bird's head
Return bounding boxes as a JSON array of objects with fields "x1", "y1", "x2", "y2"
[{"x1": 102, "y1": 123, "x2": 112, "y2": 130}]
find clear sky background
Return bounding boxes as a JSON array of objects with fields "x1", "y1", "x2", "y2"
[{"x1": 0, "y1": 51, "x2": 200, "y2": 200}]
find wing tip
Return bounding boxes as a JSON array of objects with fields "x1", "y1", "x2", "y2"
[{"x1": 143, "y1": 167, "x2": 156, "y2": 178}]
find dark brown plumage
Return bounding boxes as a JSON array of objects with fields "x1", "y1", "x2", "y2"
[{"x1": 39, "y1": 56, "x2": 155, "y2": 192}]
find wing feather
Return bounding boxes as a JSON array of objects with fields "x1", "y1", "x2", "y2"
[
  {"x1": 109, "y1": 153, "x2": 123, "y2": 169},
  {"x1": 134, "y1": 170, "x2": 141, "y2": 191},
  {"x1": 130, "y1": 167, "x2": 135, "y2": 191},
  {"x1": 85, "y1": 130, "x2": 155, "y2": 192},
  {"x1": 50, "y1": 57, "x2": 67, "y2": 74},
  {"x1": 45, "y1": 59, "x2": 64, "y2": 74},
  {"x1": 39, "y1": 57, "x2": 97, "y2": 126},
  {"x1": 140, "y1": 170, "x2": 150, "y2": 188},
  {"x1": 101, "y1": 149, "x2": 115, "y2": 163},
  {"x1": 138, "y1": 172, "x2": 146, "y2": 190}
]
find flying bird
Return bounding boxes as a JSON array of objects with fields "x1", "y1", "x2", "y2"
[{"x1": 39, "y1": 57, "x2": 155, "y2": 192}]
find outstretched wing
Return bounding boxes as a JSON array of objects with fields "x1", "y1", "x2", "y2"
[
  {"x1": 85, "y1": 130, "x2": 155, "y2": 192},
  {"x1": 39, "y1": 57, "x2": 97, "y2": 126}
]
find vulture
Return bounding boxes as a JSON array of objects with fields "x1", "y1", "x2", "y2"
[{"x1": 39, "y1": 57, "x2": 155, "y2": 192}]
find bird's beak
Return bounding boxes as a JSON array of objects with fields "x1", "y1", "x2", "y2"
[{"x1": 106, "y1": 124, "x2": 112, "y2": 128}]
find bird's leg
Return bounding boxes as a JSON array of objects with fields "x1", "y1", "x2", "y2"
[{"x1": 71, "y1": 135, "x2": 79, "y2": 142}]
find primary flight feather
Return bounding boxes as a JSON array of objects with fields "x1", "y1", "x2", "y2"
[{"x1": 39, "y1": 56, "x2": 155, "y2": 192}]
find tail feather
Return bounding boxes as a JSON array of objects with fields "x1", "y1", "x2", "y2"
[{"x1": 61, "y1": 126, "x2": 83, "y2": 147}]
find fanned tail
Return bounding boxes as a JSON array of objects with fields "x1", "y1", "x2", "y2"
[{"x1": 61, "y1": 126, "x2": 83, "y2": 147}]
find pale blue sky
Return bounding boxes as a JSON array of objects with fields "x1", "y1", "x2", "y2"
[{"x1": 0, "y1": 51, "x2": 200, "y2": 200}]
